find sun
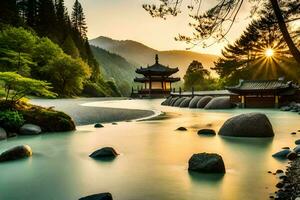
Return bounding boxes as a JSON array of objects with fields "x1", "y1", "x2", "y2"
[{"x1": 265, "y1": 48, "x2": 274, "y2": 57}]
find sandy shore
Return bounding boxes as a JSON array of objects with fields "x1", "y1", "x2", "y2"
[{"x1": 30, "y1": 98, "x2": 155, "y2": 126}]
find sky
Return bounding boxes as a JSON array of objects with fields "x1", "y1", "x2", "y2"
[{"x1": 64, "y1": 0, "x2": 253, "y2": 55}]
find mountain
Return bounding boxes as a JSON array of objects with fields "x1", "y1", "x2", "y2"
[
  {"x1": 89, "y1": 36, "x2": 219, "y2": 78},
  {"x1": 91, "y1": 46, "x2": 136, "y2": 96}
]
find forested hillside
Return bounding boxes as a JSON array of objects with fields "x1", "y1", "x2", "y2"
[
  {"x1": 91, "y1": 46, "x2": 136, "y2": 96},
  {"x1": 0, "y1": 0, "x2": 120, "y2": 97}
]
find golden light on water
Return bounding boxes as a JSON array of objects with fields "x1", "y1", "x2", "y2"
[{"x1": 265, "y1": 48, "x2": 274, "y2": 57}]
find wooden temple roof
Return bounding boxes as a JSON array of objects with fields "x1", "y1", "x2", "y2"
[
  {"x1": 135, "y1": 54, "x2": 179, "y2": 76},
  {"x1": 134, "y1": 77, "x2": 180, "y2": 83},
  {"x1": 226, "y1": 79, "x2": 299, "y2": 95}
]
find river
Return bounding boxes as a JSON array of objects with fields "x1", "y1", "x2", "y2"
[{"x1": 0, "y1": 99, "x2": 299, "y2": 200}]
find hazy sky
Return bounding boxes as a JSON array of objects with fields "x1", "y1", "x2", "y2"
[{"x1": 64, "y1": 0, "x2": 253, "y2": 55}]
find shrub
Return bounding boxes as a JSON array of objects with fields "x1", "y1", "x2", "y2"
[{"x1": 0, "y1": 110, "x2": 24, "y2": 132}]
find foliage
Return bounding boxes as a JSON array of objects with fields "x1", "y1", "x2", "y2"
[
  {"x1": 0, "y1": 27, "x2": 37, "y2": 76},
  {"x1": 91, "y1": 46, "x2": 136, "y2": 96},
  {"x1": 0, "y1": 0, "x2": 118, "y2": 97},
  {"x1": 143, "y1": 0, "x2": 300, "y2": 64},
  {"x1": 183, "y1": 60, "x2": 220, "y2": 91},
  {"x1": 0, "y1": 110, "x2": 24, "y2": 132},
  {"x1": 212, "y1": 10, "x2": 300, "y2": 85},
  {"x1": 42, "y1": 55, "x2": 91, "y2": 96},
  {"x1": 0, "y1": 72, "x2": 56, "y2": 103}
]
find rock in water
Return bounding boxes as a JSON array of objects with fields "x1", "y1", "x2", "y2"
[
  {"x1": 89, "y1": 147, "x2": 118, "y2": 158},
  {"x1": 218, "y1": 113, "x2": 274, "y2": 137},
  {"x1": 197, "y1": 129, "x2": 216, "y2": 136},
  {"x1": 179, "y1": 97, "x2": 192, "y2": 108},
  {"x1": 19, "y1": 124, "x2": 42, "y2": 135},
  {"x1": 0, "y1": 127, "x2": 7, "y2": 140},
  {"x1": 196, "y1": 96, "x2": 213, "y2": 108},
  {"x1": 272, "y1": 149, "x2": 291, "y2": 158},
  {"x1": 173, "y1": 97, "x2": 186, "y2": 107},
  {"x1": 94, "y1": 123, "x2": 104, "y2": 128},
  {"x1": 188, "y1": 153, "x2": 225, "y2": 173},
  {"x1": 79, "y1": 193, "x2": 113, "y2": 200},
  {"x1": 295, "y1": 139, "x2": 300, "y2": 145},
  {"x1": 204, "y1": 96, "x2": 233, "y2": 109},
  {"x1": 189, "y1": 96, "x2": 202, "y2": 108},
  {"x1": 0, "y1": 145, "x2": 32, "y2": 162},
  {"x1": 293, "y1": 146, "x2": 300, "y2": 153},
  {"x1": 287, "y1": 152, "x2": 297, "y2": 160},
  {"x1": 176, "y1": 127, "x2": 187, "y2": 131}
]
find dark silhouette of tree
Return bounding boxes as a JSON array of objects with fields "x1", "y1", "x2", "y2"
[
  {"x1": 143, "y1": 0, "x2": 300, "y2": 64},
  {"x1": 213, "y1": 10, "x2": 300, "y2": 85},
  {"x1": 71, "y1": 0, "x2": 87, "y2": 38},
  {"x1": 0, "y1": 0, "x2": 21, "y2": 25}
]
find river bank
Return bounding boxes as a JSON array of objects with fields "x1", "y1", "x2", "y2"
[{"x1": 30, "y1": 98, "x2": 156, "y2": 125}]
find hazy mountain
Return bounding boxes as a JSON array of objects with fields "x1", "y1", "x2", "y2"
[
  {"x1": 91, "y1": 45, "x2": 136, "y2": 96},
  {"x1": 89, "y1": 36, "x2": 219, "y2": 78}
]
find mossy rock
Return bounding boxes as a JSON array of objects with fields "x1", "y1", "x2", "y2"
[{"x1": 1, "y1": 100, "x2": 76, "y2": 132}]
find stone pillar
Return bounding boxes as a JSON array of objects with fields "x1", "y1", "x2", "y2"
[
  {"x1": 241, "y1": 96, "x2": 245, "y2": 108},
  {"x1": 275, "y1": 95, "x2": 279, "y2": 108}
]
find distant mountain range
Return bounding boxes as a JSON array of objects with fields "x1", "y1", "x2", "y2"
[
  {"x1": 89, "y1": 36, "x2": 219, "y2": 78},
  {"x1": 90, "y1": 36, "x2": 219, "y2": 96}
]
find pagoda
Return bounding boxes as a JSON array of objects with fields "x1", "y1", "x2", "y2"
[{"x1": 133, "y1": 54, "x2": 180, "y2": 98}]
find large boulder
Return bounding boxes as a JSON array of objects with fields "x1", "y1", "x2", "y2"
[
  {"x1": 173, "y1": 97, "x2": 186, "y2": 107},
  {"x1": 188, "y1": 153, "x2": 225, "y2": 173},
  {"x1": 0, "y1": 145, "x2": 32, "y2": 162},
  {"x1": 204, "y1": 96, "x2": 233, "y2": 109},
  {"x1": 180, "y1": 97, "x2": 192, "y2": 108},
  {"x1": 89, "y1": 147, "x2": 119, "y2": 159},
  {"x1": 218, "y1": 113, "x2": 274, "y2": 137},
  {"x1": 79, "y1": 193, "x2": 113, "y2": 200},
  {"x1": 0, "y1": 127, "x2": 7, "y2": 140},
  {"x1": 272, "y1": 149, "x2": 291, "y2": 158},
  {"x1": 197, "y1": 96, "x2": 213, "y2": 108},
  {"x1": 169, "y1": 97, "x2": 180, "y2": 106},
  {"x1": 161, "y1": 96, "x2": 172, "y2": 106},
  {"x1": 189, "y1": 96, "x2": 202, "y2": 108},
  {"x1": 19, "y1": 124, "x2": 42, "y2": 135}
]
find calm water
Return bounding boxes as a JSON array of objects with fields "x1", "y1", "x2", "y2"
[{"x1": 0, "y1": 99, "x2": 300, "y2": 200}]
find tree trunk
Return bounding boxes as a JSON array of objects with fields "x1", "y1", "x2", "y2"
[{"x1": 270, "y1": 0, "x2": 300, "y2": 64}]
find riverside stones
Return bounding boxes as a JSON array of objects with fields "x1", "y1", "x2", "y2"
[
  {"x1": 189, "y1": 96, "x2": 202, "y2": 108},
  {"x1": 0, "y1": 145, "x2": 32, "y2": 162},
  {"x1": 79, "y1": 193, "x2": 113, "y2": 200},
  {"x1": 272, "y1": 149, "x2": 292, "y2": 158},
  {"x1": 19, "y1": 124, "x2": 42, "y2": 135},
  {"x1": 89, "y1": 147, "x2": 118, "y2": 158},
  {"x1": 188, "y1": 153, "x2": 225, "y2": 173},
  {"x1": 179, "y1": 97, "x2": 192, "y2": 108},
  {"x1": 173, "y1": 97, "x2": 186, "y2": 107},
  {"x1": 218, "y1": 113, "x2": 274, "y2": 137},
  {"x1": 196, "y1": 96, "x2": 213, "y2": 108},
  {"x1": 204, "y1": 96, "x2": 232, "y2": 109}
]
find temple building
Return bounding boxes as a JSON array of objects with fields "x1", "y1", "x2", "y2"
[
  {"x1": 132, "y1": 54, "x2": 180, "y2": 98},
  {"x1": 227, "y1": 79, "x2": 300, "y2": 108}
]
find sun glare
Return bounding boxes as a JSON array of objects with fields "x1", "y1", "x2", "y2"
[{"x1": 265, "y1": 48, "x2": 274, "y2": 57}]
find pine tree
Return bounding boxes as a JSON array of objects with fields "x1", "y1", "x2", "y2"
[
  {"x1": 71, "y1": 0, "x2": 87, "y2": 38},
  {"x1": 36, "y1": 0, "x2": 57, "y2": 41},
  {"x1": 0, "y1": 0, "x2": 21, "y2": 26},
  {"x1": 25, "y1": 0, "x2": 38, "y2": 27}
]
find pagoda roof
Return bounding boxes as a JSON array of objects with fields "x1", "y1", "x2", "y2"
[
  {"x1": 226, "y1": 79, "x2": 299, "y2": 95},
  {"x1": 136, "y1": 54, "x2": 179, "y2": 76},
  {"x1": 134, "y1": 77, "x2": 180, "y2": 83}
]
